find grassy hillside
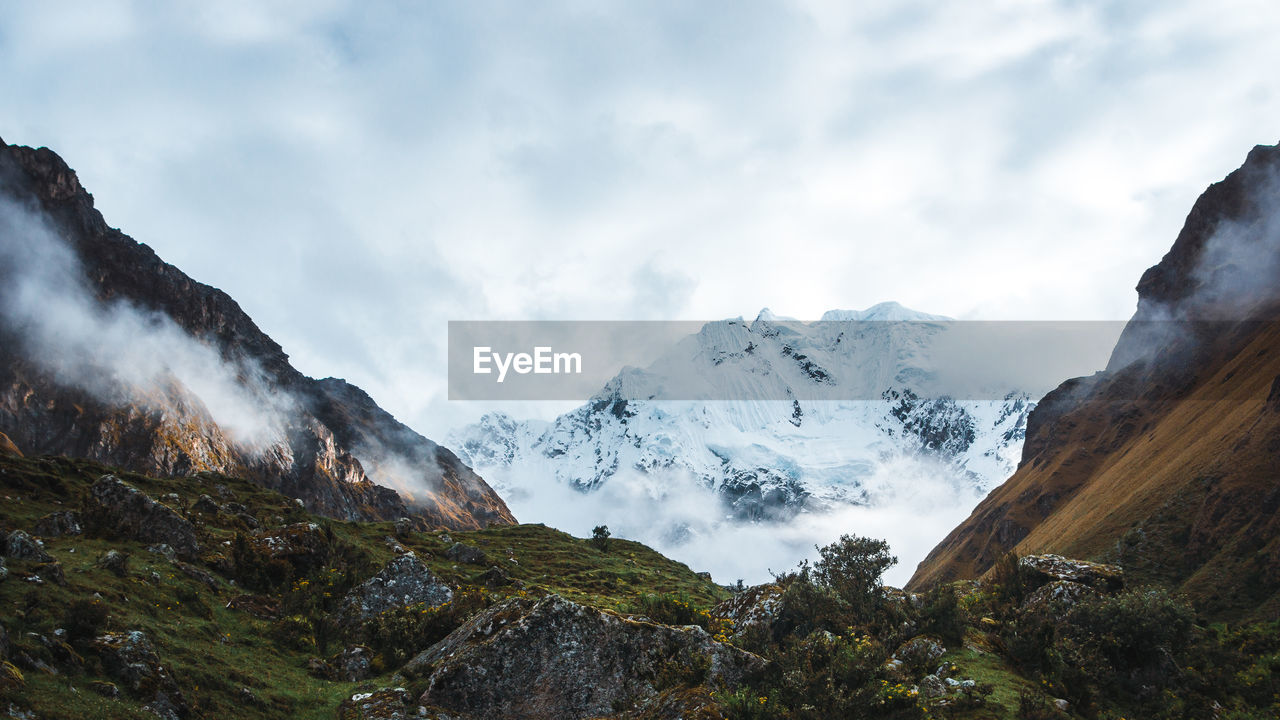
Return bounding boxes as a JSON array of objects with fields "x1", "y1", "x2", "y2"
[
  {"x1": 0, "y1": 453, "x2": 725, "y2": 719},
  {"x1": 2, "y1": 453, "x2": 1276, "y2": 719}
]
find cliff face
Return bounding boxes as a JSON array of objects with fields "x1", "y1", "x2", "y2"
[
  {"x1": 0, "y1": 137, "x2": 514, "y2": 529},
  {"x1": 908, "y1": 144, "x2": 1280, "y2": 621}
]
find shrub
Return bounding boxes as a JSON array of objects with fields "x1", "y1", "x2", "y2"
[
  {"x1": 592, "y1": 525, "x2": 611, "y2": 552},
  {"x1": 364, "y1": 588, "x2": 491, "y2": 668},
  {"x1": 918, "y1": 584, "x2": 965, "y2": 647},
  {"x1": 63, "y1": 598, "x2": 109, "y2": 645},
  {"x1": 812, "y1": 535, "x2": 897, "y2": 620}
]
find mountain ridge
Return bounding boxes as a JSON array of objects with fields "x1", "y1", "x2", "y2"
[
  {"x1": 0, "y1": 137, "x2": 513, "y2": 530},
  {"x1": 907, "y1": 142, "x2": 1280, "y2": 621}
]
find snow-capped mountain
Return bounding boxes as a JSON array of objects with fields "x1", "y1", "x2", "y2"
[{"x1": 450, "y1": 303, "x2": 1033, "y2": 541}]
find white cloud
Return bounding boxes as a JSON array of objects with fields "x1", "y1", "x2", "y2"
[{"x1": 2, "y1": 0, "x2": 1279, "y2": 445}]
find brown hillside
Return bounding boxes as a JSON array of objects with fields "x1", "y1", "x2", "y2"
[{"x1": 908, "y1": 143, "x2": 1280, "y2": 622}]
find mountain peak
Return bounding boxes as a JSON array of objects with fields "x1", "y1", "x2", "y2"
[{"x1": 820, "y1": 302, "x2": 950, "y2": 323}]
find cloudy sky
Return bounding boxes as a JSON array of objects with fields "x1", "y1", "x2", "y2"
[{"x1": 4, "y1": 1, "x2": 1280, "y2": 436}]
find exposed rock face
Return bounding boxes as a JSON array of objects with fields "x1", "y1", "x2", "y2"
[
  {"x1": 1021, "y1": 580, "x2": 1099, "y2": 617},
  {"x1": 333, "y1": 554, "x2": 453, "y2": 631},
  {"x1": 92, "y1": 630, "x2": 188, "y2": 718},
  {"x1": 712, "y1": 583, "x2": 785, "y2": 641},
  {"x1": 909, "y1": 143, "x2": 1280, "y2": 620},
  {"x1": 0, "y1": 138, "x2": 513, "y2": 530},
  {"x1": 0, "y1": 431, "x2": 20, "y2": 457},
  {"x1": 404, "y1": 594, "x2": 765, "y2": 720},
  {"x1": 1019, "y1": 554, "x2": 1123, "y2": 591},
  {"x1": 82, "y1": 476, "x2": 199, "y2": 560},
  {"x1": 251, "y1": 522, "x2": 331, "y2": 574}
]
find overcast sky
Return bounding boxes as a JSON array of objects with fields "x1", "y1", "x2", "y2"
[{"x1": 4, "y1": 1, "x2": 1280, "y2": 436}]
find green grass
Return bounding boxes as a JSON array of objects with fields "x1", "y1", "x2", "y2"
[{"x1": 0, "y1": 453, "x2": 728, "y2": 719}]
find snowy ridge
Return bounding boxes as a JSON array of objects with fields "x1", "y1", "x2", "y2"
[{"x1": 447, "y1": 303, "x2": 1033, "y2": 582}]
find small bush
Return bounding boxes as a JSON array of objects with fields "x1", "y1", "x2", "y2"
[
  {"x1": 63, "y1": 598, "x2": 109, "y2": 645},
  {"x1": 918, "y1": 584, "x2": 966, "y2": 647}
]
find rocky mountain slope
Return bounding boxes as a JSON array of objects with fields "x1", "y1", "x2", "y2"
[
  {"x1": 0, "y1": 137, "x2": 512, "y2": 529},
  {"x1": 908, "y1": 142, "x2": 1280, "y2": 621}
]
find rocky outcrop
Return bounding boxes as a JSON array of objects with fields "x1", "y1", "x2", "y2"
[
  {"x1": 250, "y1": 522, "x2": 331, "y2": 574},
  {"x1": 81, "y1": 476, "x2": 199, "y2": 560},
  {"x1": 1020, "y1": 554, "x2": 1123, "y2": 592},
  {"x1": 33, "y1": 510, "x2": 81, "y2": 537},
  {"x1": 92, "y1": 630, "x2": 188, "y2": 718},
  {"x1": 332, "y1": 554, "x2": 453, "y2": 631},
  {"x1": 404, "y1": 594, "x2": 765, "y2": 720},
  {"x1": 0, "y1": 139, "x2": 513, "y2": 530},
  {"x1": 712, "y1": 583, "x2": 784, "y2": 641},
  {"x1": 3, "y1": 530, "x2": 51, "y2": 562}
]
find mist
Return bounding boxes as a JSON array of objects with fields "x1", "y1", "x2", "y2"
[
  {"x1": 490, "y1": 452, "x2": 985, "y2": 588},
  {"x1": 0, "y1": 189, "x2": 293, "y2": 451}
]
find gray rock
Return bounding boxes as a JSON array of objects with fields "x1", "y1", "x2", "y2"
[
  {"x1": 712, "y1": 583, "x2": 785, "y2": 641},
  {"x1": 93, "y1": 631, "x2": 188, "y2": 717},
  {"x1": 919, "y1": 674, "x2": 947, "y2": 699},
  {"x1": 405, "y1": 594, "x2": 766, "y2": 720},
  {"x1": 333, "y1": 553, "x2": 453, "y2": 631},
  {"x1": 894, "y1": 635, "x2": 946, "y2": 674},
  {"x1": 83, "y1": 476, "x2": 200, "y2": 560},
  {"x1": 5, "y1": 530, "x2": 52, "y2": 562},
  {"x1": 98, "y1": 550, "x2": 130, "y2": 577},
  {"x1": 34, "y1": 510, "x2": 82, "y2": 537},
  {"x1": 1021, "y1": 579, "x2": 1099, "y2": 618},
  {"x1": 148, "y1": 544, "x2": 177, "y2": 563},
  {"x1": 331, "y1": 645, "x2": 375, "y2": 681},
  {"x1": 190, "y1": 495, "x2": 220, "y2": 515},
  {"x1": 1020, "y1": 554, "x2": 1123, "y2": 591},
  {"x1": 394, "y1": 517, "x2": 414, "y2": 539},
  {"x1": 444, "y1": 542, "x2": 486, "y2": 565}
]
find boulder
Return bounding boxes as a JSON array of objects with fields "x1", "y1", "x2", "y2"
[
  {"x1": 444, "y1": 542, "x2": 486, "y2": 565},
  {"x1": 97, "y1": 550, "x2": 130, "y2": 577},
  {"x1": 405, "y1": 594, "x2": 766, "y2": 720},
  {"x1": 1019, "y1": 554, "x2": 1123, "y2": 592},
  {"x1": 4, "y1": 530, "x2": 52, "y2": 562},
  {"x1": 333, "y1": 554, "x2": 453, "y2": 631},
  {"x1": 712, "y1": 583, "x2": 785, "y2": 641},
  {"x1": 92, "y1": 631, "x2": 188, "y2": 717},
  {"x1": 33, "y1": 511, "x2": 82, "y2": 537},
  {"x1": 330, "y1": 645, "x2": 375, "y2": 681},
  {"x1": 894, "y1": 635, "x2": 946, "y2": 675},
  {"x1": 919, "y1": 674, "x2": 947, "y2": 699},
  {"x1": 475, "y1": 566, "x2": 514, "y2": 589},
  {"x1": 190, "y1": 495, "x2": 220, "y2": 515},
  {"x1": 82, "y1": 476, "x2": 200, "y2": 560}
]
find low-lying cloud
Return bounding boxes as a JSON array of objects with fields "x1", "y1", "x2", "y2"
[
  {"x1": 0, "y1": 188, "x2": 292, "y2": 451},
  {"x1": 492, "y1": 452, "x2": 984, "y2": 588}
]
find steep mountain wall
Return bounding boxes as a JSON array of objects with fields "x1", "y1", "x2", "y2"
[{"x1": 908, "y1": 143, "x2": 1280, "y2": 621}]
